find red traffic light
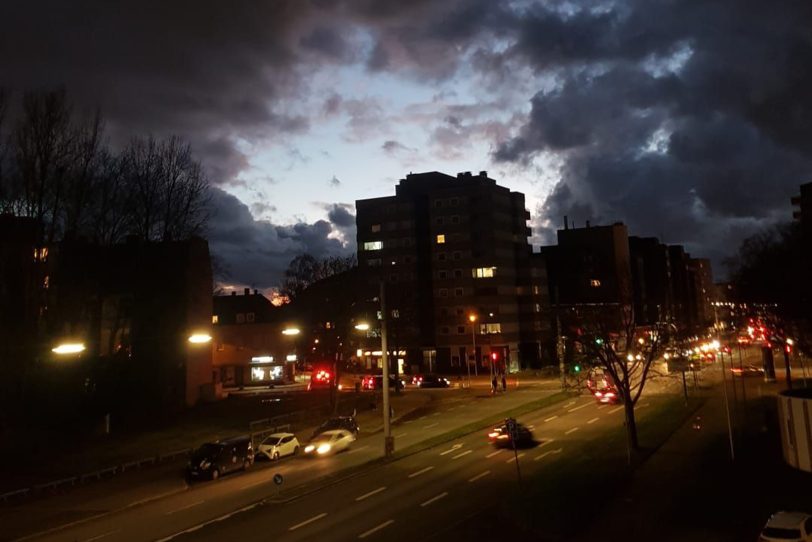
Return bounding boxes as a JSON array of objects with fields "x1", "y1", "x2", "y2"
[{"x1": 491, "y1": 352, "x2": 498, "y2": 361}]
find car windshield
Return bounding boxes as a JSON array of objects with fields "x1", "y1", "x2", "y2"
[
  {"x1": 762, "y1": 527, "x2": 802, "y2": 539},
  {"x1": 263, "y1": 437, "x2": 282, "y2": 446},
  {"x1": 193, "y1": 443, "x2": 223, "y2": 459}
]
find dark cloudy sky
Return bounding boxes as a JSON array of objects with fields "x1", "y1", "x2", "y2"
[{"x1": 3, "y1": 0, "x2": 811, "y2": 291}]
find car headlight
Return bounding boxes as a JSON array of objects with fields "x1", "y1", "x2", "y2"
[
  {"x1": 317, "y1": 444, "x2": 332, "y2": 454},
  {"x1": 199, "y1": 460, "x2": 211, "y2": 470},
  {"x1": 304, "y1": 445, "x2": 315, "y2": 453}
]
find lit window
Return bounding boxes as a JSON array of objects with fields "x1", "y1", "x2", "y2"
[
  {"x1": 371, "y1": 224, "x2": 381, "y2": 233},
  {"x1": 391, "y1": 309, "x2": 400, "y2": 318},
  {"x1": 590, "y1": 279, "x2": 601, "y2": 287},
  {"x1": 364, "y1": 241, "x2": 383, "y2": 251},
  {"x1": 436, "y1": 234, "x2": 446, "y2": 244},
  {"x1": 473, "y1": 267, "x2": 496, "y2": 278},
  {"x1": 534, "y1": 304, "x2": 541, "y2": 313},
  {"x1": 212, "y1": 315, "x2": 219, "y2": 324},
  {"x1": 43, "y1": 275, "x2": 49, "y2": 289},
  {"x1": 246, "y1": 312, "x2": 255, "y2": 323},
  {"x1": 480, "y1": 323, "x2": 502, "y2": 334},
  {"x1": 33, "y1": 247, "x2": 49, "y2": 262},
  {"x1": 251, "y1": 367, "x2": 266, "y2": 381}
]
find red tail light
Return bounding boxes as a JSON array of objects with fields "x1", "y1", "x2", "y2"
[{"x1": 488, "y1": 432, "x2": 499, "y2": 438}]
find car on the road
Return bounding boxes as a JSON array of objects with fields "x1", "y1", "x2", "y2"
[
  {"x1": 412, "y1": 374, "x2": 451, "y2": 388},
  {"x1": 311, "y1": 415, "x2": 360, "y2": 439},
  {"x1": 256, "y1": 432, "x2": 300, "y2": 460},
  {"x1": 307, "y1": 368, "x2": 333, "y2": 391},
  {"x1": 187, "y1": 435, "x2": 254, "y2": 481},
  {"x1": 759, "y1": 511, "x2": 812, "y2": 541},
  {"x1": 586, "y1": 367, "x2": 621, "y2": 404},
  {"x1": 488, "y1": 421, "x2": 534, "y2": 448},
  {"x1": 362, "y1": 374, "x2": 405, "y2": 390},
  {"x1": 731, "y1": 364, "x2": 765, "y2": 377},
  {"x1": 303, "y1": 429, "x2": 355, "y2": 456}
]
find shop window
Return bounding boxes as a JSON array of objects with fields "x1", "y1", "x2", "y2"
[{"x1": 212, "y1": 315, "x2": 219, "y2": 324}]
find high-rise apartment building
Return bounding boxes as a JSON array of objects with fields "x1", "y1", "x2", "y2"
[{"x1": 356, "y1": 171, "x2": 548, "y2": 372}]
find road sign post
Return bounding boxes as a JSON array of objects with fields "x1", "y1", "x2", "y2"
[{"x1": 505, "y1": 417, "x2": 522, "y2": 486}]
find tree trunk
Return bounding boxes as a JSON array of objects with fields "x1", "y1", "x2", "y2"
[{"x1": 624, "y1": 394, "x2": 640, "y2": 452}]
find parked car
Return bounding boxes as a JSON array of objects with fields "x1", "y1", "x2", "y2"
[
  {"x1": 362, "y1": 374, "x2": 405, "y2": 390},
  {"x1": 759, "y1": 511, "x2": 812, "y2": 541},
  {"x1": 731, "y1": 364, "x2": 765, "y2": 377},
  {"x1": 488, "y1": 421, "x2": 534, "y2": 448},
  {"x1": 256, "y1": 432, "x2": 300, "y2": 460},
  {"x1": 187, "y1": 435, "x2": 253, "y2": 481},
  {"x1": 413, "y1": 374, "x2": 451, "y2": 388},
  {"x1": 311, "y1": 415, "x2": 360, "y2": 439},
  {"x1": 303, "y1": 429, "x2": 355, "y2": 456}
]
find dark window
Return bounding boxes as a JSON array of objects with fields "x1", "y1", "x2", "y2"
[
  {"x1": 439, "y1": 270, "x2": 447, "y2": 279},
  {"x1": 454, "y1": 269, "x2": 463, "y2": 278},
  {"x1": 453, "y1": 251, "x2": 462, "y2": 260},
  {"x1": 441, "y1": 327, "x2": 449, "y2": 334},
  {"x1": 454, "y1": 288, "x2": 464, "y2": 297},
  {"x1": 246, "y1": 312, "x2": 255, "y2": 323},
  {"x1": 439, "y1": 253, "x2": 447, "y2": 261},
  {"x1": 457, "y1": 326, "x2": 465, "y2": 334},
  {"x1": 451, "y1": 215, "x2": 460, "y2": 224}
]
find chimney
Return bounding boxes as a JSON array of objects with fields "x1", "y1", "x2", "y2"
[
  {"x1": 479, "y1": 170, "x2": 487, "y2": 177},
  {"x1": 564, "y1": 216, "x2": 569, "y2": 230},
  {"x1": 254, "y1": 289, "x2": 258, "y2": 295},
  {"x1": 244, "y1": 287, "x2": 250, "y2": 296}
]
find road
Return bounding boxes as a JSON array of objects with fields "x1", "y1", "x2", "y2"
[{"x1": 131, "y1": 395, "x2": 667, "y2": 542}]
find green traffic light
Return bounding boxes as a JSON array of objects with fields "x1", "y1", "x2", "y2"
[{"x1": 574, "y1": 365, "x2": 581, "y2": 372}]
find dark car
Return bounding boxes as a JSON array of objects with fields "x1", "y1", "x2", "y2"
[
  {"x1": 362, "y1": 374, "x2": 405, "y2": 390},
  {"x1": 187, "y1": 435, "x2": 253, "y2": 481},
  {"x1": 307, "y1": 368, "x2": 333, "y2": 391},
  {"x1": 488, "y1": 422, "x2": 534, "y2": 448},
  {"x1": 311, "y1": 415, "x2": 360, "y2": 440},
  {"x1": 731, "y1": 364, "x2": 765, "y2": 377},
  {"x1": 414, "y1": 374, "x2": 451, "y2": 388}
]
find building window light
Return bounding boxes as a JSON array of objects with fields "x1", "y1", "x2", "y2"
[
  {"x1": 590, "y1": 279, "x2": 601, "y2": 287},
  {"x1": 436, "y1": 234, "x2": 446, "y2": 244},
  {"x1": 480, "y1": 323, "x2": 502, "y2": 334},
  {"x1": 473, "y1": 267, "x2": 496, "y2": 278},
  {"x1": 364, "y1": 241, "x2": 383, "y2": 251},
  {"x1": 33, "y1": 247, "x2": 49, "y2": 262},
  {"x1": 212, "y1": 315, "x2": 219, "y2": 324}
]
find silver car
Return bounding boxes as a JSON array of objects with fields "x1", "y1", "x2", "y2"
[{"x1": 257, "y1": 433, "x2": 300, "y2": 460}]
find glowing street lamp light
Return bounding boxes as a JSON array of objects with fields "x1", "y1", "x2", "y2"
[
  {"x1": 52, "y1": 342, "x2": 86, "y2": 355},
  {"x1": 187, "y1": 333, "x2": 212, "y2": 344},
  {"x1": 282, "y1": 327, "x2": 301, "y2": 336},
  {"x1": 354, "y1": 322, "x2": 370, "y2": 331}
]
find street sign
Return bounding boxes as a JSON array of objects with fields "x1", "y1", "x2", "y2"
[{"x1": 273, "y1": 473, "x2": 284, "y2": 486}]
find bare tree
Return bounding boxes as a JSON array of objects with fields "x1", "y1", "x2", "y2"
[
  {"x1": 280, "y1": 253, "x2": 357, "y2": 301},
  {"x1": 564, "y1": 303, "x2": 668, "y2": 454}
]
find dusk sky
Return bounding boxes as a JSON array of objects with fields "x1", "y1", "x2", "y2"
[{"x1": 3, "y1": 0, "x2": 811, "y2": 292}]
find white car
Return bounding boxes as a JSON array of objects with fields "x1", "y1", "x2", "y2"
[
  {"x1": 303, "y1": 429, "x2": 355, "y2": 456},
  {"x1": 760, "y1": 512, "x2": 812, "y2": 541},
  {"x1": 257, "y1": 433, "x2": 300, "y2": 461}
]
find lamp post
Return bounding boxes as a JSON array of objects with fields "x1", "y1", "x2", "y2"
[
  {"x1": 469, "y1": 313, "x2": 478, "y2": 381},
  {"x1": 379, "y1": 281, "x2": 393, "y2": 456}
]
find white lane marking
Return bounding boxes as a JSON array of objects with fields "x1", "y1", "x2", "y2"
[
  {"x1": 538, "y1": 439, "x2": 555, "y2": 448},
  {"x1": 565, "y1": 427, "x2": 580, "y2": 435},
  {"x1": 356, "y1": 486, "x2": 387, "y2": 501},
  {"x1": 164, "y1": 500, "x2": 205, "y2": 515},
  {"x1": 408, "y1": 466, "x2": 435, "y2": 478},
  {"x1": 597, "y1": 404, "x2": 609, "y2": 410},
  {"x1": 440, "y1": 443, "x2": 464, "y2": 456},
  {"x1": 485, "y1": 449, "x2": 503, "y2": 458},
  {"x1": 469, "y1": 470, "x2": 491, "y2": 482},
  {"x1": 609, "y1": 406, "x2": 624, "y2": 414},
  {"x1": 84, "y1": 531, "x2": 121, "y2": 542},
  {"x1": 452, "y1": 450, "x2": 472, "y2": 460},
  {"x1": 431, "y1": 412, "x2": 441, "y2": 416},
  {"x1": 527, "y1": 425, "x2": 535, "y2": 430},
  {"x1": 424, "y1": 422, "x2": 439, "y2": 429},
  {"x1": 563, "y1": 401, "x2": 576, "y2": 408},
  {"x1": 128, "y1": 488, "x2": 186, "y2": 508},
  {"x1": 155, "y1": 502, "x2": 261, "y2": 541},
  {"x1": 506, "y1": 453, "x2": 526, "y2": 463},
  {"x1": 418, "y1": 416, "x2": 427, "y2": 420},
  {"x1": 395, "y1": 432, "x2": 408, "y2": 438},
  {"x1": 404, "y1": 420, "x2": 414, "y2": 424},
  {"x1": 544, "y1": 415, "x2": 558, "y2": 422},
  {"x1": 534, "y1": 448, "x2": 563, "y2": 461},
  {"x1": 347, "y1": 445, "x2": 370, "y2": 455},
  {"x1": 568, "y1": 403, "x2": 590, "y2": 413},
  {"x1": 587, "y1": 417, "x2": 600, "y2": 424},
  {"x1": 289, "y1": 512, "x2": 328, "y2": 531},
  {"x1": 420, "y1": 492, "x2": 448, "y2": 507},
  {"x1": 359, "y1": 520, "x2": 395, "y2": 539}
]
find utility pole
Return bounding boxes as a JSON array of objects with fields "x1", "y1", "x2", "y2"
[
  {"x1": 554, "y1": 288, "x2": 565, "y2": 389},
  {"x1": 380, "y1": 281, "x2": 393, "y2": 457},
  {"x1": 719, "y1": 351, "x2": 735, "y2": 461}
]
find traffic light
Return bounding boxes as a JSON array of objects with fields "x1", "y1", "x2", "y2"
[
  {"x1": 573, "y1": 364, "x2": 581, "y2": 373},
  {"x1": 595, "y1": 338, "x2": 604, "y2": 346},
  {"x1": 491, "y1": 352, "x2": 498, "y2": 362}
]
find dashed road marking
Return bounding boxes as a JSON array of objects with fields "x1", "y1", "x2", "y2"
[
  {"x1": 359, "y1": 520, "x2": 395, "y2": 539},
  {"x1": 440, "y1": 444, "x2": 463, "y2": 456},
  {"x1": 565, "y1": 427, "x2": 580, "y2": 435},
  {"x1": 534, "y1": 448, "x2": 563, "y2": 461},
  {"x1": 485, "y1": 449, "x2": 503, "y2": 458},
  {"x1": 609, "y1": 406, "x2": 624, "y2": 414},
  {"x1": 568, "y1": 403, "x2": 590, "y2": 413},
  {"x1": 424, "y1": 422, "x2": 439, "y2": 429},
  {"x1": 84, "y1": 531, "x2": 121, "y2": 542},
  {"x1": 587, "y1": 417, "x2": 599, "y2": 424},
  {"x1": 356, "y1": 487, "x2": 387, "y2": 501},
  {"x1": 544, "y1": 415, "x2": 559, "y2": 422},
  {"x1": 289, "y1": 513, "x2": 328, "y2": 531},
  {"x1": 420, "y1": 492, "x2": 448, "y2": 507},
  {"x1": 469, "y1": 470, "x2": 491, "y2": 482},
  {"x1": 408, "y1": 466, "x2": 435, "y2": 478},
  {"x1": 452, "y1": 450, "x2": 472, "y2": 460},
  {"x1": 506, "y1": 453, "x2": 526, "y2": 463},
  {"x1": 165, "y1": 500, "x2": 204, "y2": 515}
]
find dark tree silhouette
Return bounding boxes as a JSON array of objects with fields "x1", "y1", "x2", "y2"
[{"x1": 280, "y1": 253, "x2": 356, "y2": 301}]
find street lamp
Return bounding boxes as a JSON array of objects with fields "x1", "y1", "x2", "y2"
[
  {"x1": 282, "y1": 327, "x2": 301, "y2": 336},
  {"x1": 354, "y1": 322, "x2": 370, "y2": 331},
  {"x1": 52, "y1": 342, "x2": 86, "y2": 355},
  {"x1": 468, "y1": 314, "x2": 478, "y2": 386},
  {"x1": 187, "y1": 333, "x2": 211, "y2": 344}
]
